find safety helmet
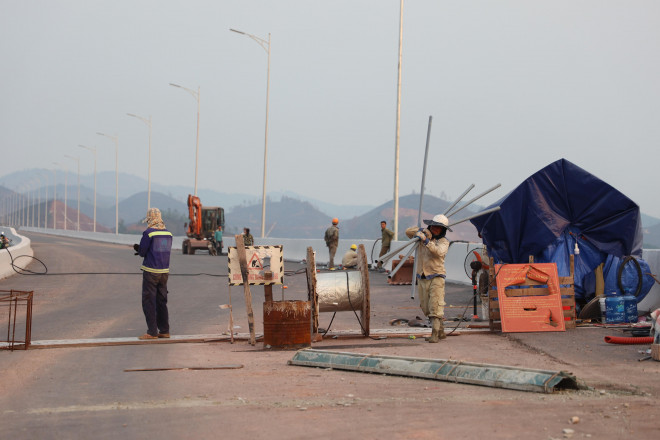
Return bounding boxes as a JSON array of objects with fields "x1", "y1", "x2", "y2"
[
  {"x1": 423, "y1": 214, "x2": 452, "y2": 231},
  {"x1": 332, "y1": 218, "x2": 339, "y2": 225},
  {"x1": 350, "y1": 244, "x2": 357, "y2": 250}
]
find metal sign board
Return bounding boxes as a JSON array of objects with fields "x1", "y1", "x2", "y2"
[{"x1": 228, "y1": 245, "x2": 284, "y2": 286}]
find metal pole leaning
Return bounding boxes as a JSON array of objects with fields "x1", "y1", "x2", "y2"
[
  {"x1": 444, "y1": 184, "x2": 475, "y2": 215},
  {"x1": 448, "y1": 206, "x2": 501, "y2": 228},
  {"x1": 411, "y1": 115, "x2": 433, "y2": 300},
  {"x1": 388, "y1": 240, "x2": 419, "y2": 279},
  {"x1": 376, "y1": 238, "x2": 419, "y2": 266},
  {"x1": 446, "y1": 183, "x2": 502, "y2": 218}
]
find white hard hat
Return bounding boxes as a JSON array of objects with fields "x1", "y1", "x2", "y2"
[{"x1": 423, "y1": 214, "x2": 452, "y2": 231}]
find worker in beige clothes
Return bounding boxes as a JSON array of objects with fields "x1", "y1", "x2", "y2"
[
  {"x1": 341, "y1": 244, "x2": 358, "y2": 268},
  {"x1": 405, "y1": 214, "x2": 451, "y2": 343}
]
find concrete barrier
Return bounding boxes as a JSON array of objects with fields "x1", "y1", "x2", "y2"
[{"x1": 0, "y1": 227, "x2": 34, "y2": 280}]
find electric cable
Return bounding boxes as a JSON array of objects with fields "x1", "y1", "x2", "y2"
[
  {"x1": 617, "y1": 255, "x2": 643, "y2": 297},
  {"x1": 370, "y1": 238, "x2": 381, "y2": 267},
  {"x1": 2, "y1": 246, "x2": 309, "y2": 278}
]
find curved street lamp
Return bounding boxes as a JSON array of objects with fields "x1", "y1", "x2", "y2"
[
  {"x1": 52, "y1": 162, "x2": 67, "y2": 230},
  {"x1": 230, "y1": 28, "x2": 271, "y2": 238},
  {"x1": 64, "y1": 154, "x2": 80, "y2": 231},
  {"x1": 169, "y1": 83, "x2": 200, "y2": 197},
  {"x1": 97, "y1": 132, "x2": 119, "y2": 234},
  {"x1": 126, "y1": 113, "x2": 153, "y2": 210},
  {"x1": 78, "y1": 145, "x2": 97, "y2": 232}
]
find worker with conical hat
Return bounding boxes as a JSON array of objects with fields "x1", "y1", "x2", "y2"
[{"x1": 405, "y1": 214, "x2": 452, "y2": 343}]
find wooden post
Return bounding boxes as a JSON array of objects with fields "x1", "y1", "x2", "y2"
[
  {"x1": 235, "y1": 234, "x2": 256, "y2": 345},
  {"x1": 305, "y1": 246, "x2": 320, "y2": 339},
  {"x1": 357, "y1": 244, "x2": 371, "y2": 337}
]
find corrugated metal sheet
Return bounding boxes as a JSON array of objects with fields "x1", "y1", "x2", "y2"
[{"x1": 289, "y1": 349, "x2": 581, "y2": 393}]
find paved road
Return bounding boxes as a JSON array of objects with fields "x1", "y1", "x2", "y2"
[{"x1": 1, "y1": 232, "x2": 659, "y2": 439}]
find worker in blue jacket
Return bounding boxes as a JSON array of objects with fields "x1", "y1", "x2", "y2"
[{"x1": 134, "y1": 208, "x2": 173, "y2": 340}]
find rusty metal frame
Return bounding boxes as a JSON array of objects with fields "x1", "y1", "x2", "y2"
[{"x1": 1, "y1": 290, "x2": 33, "y2": 351}]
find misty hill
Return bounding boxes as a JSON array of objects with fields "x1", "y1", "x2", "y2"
[
  {"x1": 221, "y1": 193, "x2": 481, "y2": 242},
  {"x1": 0, "y1": 169, "x2": 373, "y2": 220},
  {"x1": 643, "y1": 223, "x2": 660, "y2": 249}
]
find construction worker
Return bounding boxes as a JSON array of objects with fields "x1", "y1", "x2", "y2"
[
  {"x1": 243, "y1": 227, "x2": 254, "y2": 246},
  {"x1": 134, "y1": 208, "x2": 173, "y2": 340},
  {"x1": 342, "y1": 244, "x2": 358, "y2": 268},
  {"x1": 324, "y1": 218, "x2": 339, "y2": 269},
  {"x1": 214, "y1": 225, "x2": 223, "y2": 254},
  {"x1": 377, "y1": 220, "x2": 394, "y2": 270},
  {"x1": 405, "y1": 214, "x2": 451, "y2": 343},
  {"x1": 0, "y1": 233, "x2": 8, "y2": 249}
]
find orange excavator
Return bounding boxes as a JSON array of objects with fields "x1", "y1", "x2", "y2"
[{"x1": 182, "y1": 194, "x2": 225, "y2": 255}]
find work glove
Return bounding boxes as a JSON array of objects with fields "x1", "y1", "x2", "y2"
[
  {"x1": 133, "y1": 243, "x2": 140, "y2": 255},
  {"x1": 414, "y1": 232, "x2": 428, "y2": 245}
]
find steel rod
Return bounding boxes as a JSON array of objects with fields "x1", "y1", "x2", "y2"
[
  {"x1": 444, "y1": 184, "x2": 475, "y2": 215},
  {"x1": 446, "y1": 183, "x2": 501, "y2": 218},
  {"x1": 388, "y1": 240, "x2": 418, "y2": 279},
  {"x1": 448, "y1": 206, "x2": 501, "y2": 227}
]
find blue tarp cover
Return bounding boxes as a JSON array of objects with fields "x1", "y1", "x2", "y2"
[{"x1": 470, "y1": 159, "x2": 645, "y2": 301}]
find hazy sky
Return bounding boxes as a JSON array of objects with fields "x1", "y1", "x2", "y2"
[{"x1": 2, "y1": 1, "x2": 659, "y2": 217}]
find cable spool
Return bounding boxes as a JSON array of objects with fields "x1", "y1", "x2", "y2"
[
  {"x1": 305, "y1": 244, "x2": 371, "y2": 337},
  {"x1": 316, "y1": 271, "x2": 364, "y2": 312}
]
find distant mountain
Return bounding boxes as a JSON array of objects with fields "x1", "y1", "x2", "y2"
[
  {"x1": 0, "y1": 169, "x2": 374, "y2": 220},
  {"x1": 220, "y1": 193, "x2": 481, "y2": 242},
  {"x1": 643, "y1": 223, "x2": 660, "y2": 250}
]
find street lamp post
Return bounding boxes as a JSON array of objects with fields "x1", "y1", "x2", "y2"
[
  {"x1": 169, "y1": 83, "x2": 200, "y2": 197},
  {"x1": 127, "y1": 113, "x2": 152, "y2": 210},
  {"x1": 65, "y1": 154, "x2": 80, "y2": 231},
  {"x1": 52, "y1": 162, "x2": 67, "y2": 230},
  {"x1": 230, "y1": 28, "x2": 271, "y2": 238},
  {"x1": 51, "y1": 165, "x2": 58, "y2": 229},
  {"x1": 97, "y1": 132, "x2": 119, "y2": 234},
  {"x1": 79, "y1": 145, "x2": 97, "y2": 232},
  {"x1": 393, "y1": 0, "x2": 404, "y2": 239}
]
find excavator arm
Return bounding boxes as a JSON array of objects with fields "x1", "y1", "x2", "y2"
[{"x1": 187, "y1": 194, "x2": 202, "y2": 239}]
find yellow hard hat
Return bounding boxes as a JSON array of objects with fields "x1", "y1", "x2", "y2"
[{"x1": 350, "y1": 244, "x2": 357, "y2": 250}]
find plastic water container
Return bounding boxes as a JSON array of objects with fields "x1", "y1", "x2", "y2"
[
  {"x1": 598, "y1": 297, "x2": 607, "y2": 322},
  {"x1": 605, "y1": 294, "x2": 625, "y2": 324},
  {"x1": 623, "y1": 295, "x2": 638, "y2": 323}
]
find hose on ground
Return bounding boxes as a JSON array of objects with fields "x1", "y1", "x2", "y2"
[{"x1": 603, "y1": 335, "x2": 653, "y2": 345}]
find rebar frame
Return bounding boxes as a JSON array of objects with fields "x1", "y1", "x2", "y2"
[{"x1": 1, "y1": 290, "x2": 33, "y2": 351}]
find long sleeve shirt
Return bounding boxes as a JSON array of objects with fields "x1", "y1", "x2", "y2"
[
  {"x1": 405, "y1": 226, "x2": 449, "y2": 277},
  {"x1": 138, "y1": 228, "x2": 173, "y2": 273}
]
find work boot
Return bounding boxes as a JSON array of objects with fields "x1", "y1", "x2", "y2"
[{"x1": 427, "y1": 317, "x2": 446, "y2": 343}]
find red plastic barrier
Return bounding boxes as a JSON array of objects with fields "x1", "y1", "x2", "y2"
[{"x1": 603, "y1": 336, "x2": 653, "y2": 345}]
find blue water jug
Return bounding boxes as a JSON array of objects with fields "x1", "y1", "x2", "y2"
[
  {"x1": 605, "y1": 294, "x2": 625, "y2": 324},
  {"x1": 623, "y1": 294, "x2": 638, "y2": 323}
]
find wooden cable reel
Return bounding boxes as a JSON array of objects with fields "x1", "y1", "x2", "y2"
[{"x1": 306, "y1": 245, "x2": 370, "y2": 337}]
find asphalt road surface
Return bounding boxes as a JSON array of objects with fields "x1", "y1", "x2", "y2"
[{"x1": 1, "y1": 232, "x2": 659, "y2": 439}]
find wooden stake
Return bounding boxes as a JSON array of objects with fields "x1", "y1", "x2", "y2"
[{"x1": 235, "y1": 234, "x2": 256, "y2": 345}]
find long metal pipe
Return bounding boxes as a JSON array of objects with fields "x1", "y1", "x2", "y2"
[
  {"x1": 444, "y1": 184, "x2": 475, "y2": 215},
  {"x1": 446, "y1": 183, "x2": 501, "y2": 218},
  {"x1": 448, "y1": 206, "x2": 501, "y2": 227},
  {"x1": 411, "y1": 116, "x2": 433, "y2": 299},
  {"x1": 388, "y1": 240, "x2": 418, "y2": 279}
]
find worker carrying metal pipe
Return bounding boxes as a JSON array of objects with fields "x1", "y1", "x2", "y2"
[{"x1": 405, "y1": 214, "x2": 451, "y2": 343}]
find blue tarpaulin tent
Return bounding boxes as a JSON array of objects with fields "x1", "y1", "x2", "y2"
[{"x1": 470, "y1": 159, "x2": 648, "y2": 302}]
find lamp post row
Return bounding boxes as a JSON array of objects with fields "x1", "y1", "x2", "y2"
[{"x1": 16, "y1": 28, "x2": 273, "y2": 235}]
